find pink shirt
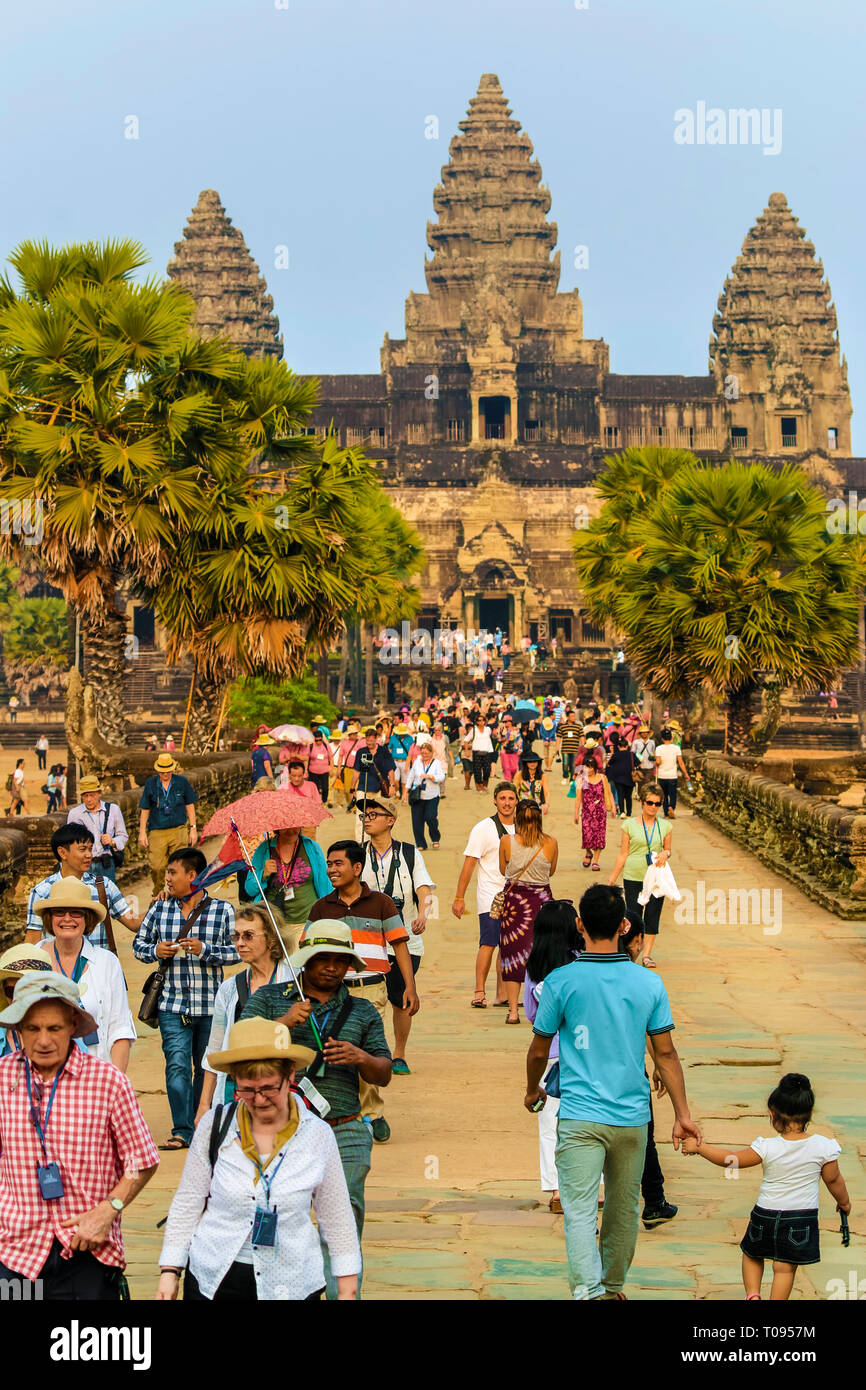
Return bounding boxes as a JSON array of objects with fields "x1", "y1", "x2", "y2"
[
  {"x1": 307, "y1": 743, "x2": 333, "y2": 775},
  {"x1": 287, "y1": 781, "x2": 320, "y2": 803}
]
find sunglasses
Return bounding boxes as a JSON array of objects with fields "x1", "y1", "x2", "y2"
[
  {"x1": 644, "y1": 799, "x2": 662, "y2": 807},
  {"x1": 231, "y1": 929, "x2": 265, "y2": 943}
]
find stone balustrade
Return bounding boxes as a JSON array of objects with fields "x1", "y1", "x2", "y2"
[
  {"x1": 0, "y1": 752, "x2": 253, "y2": 947},
  {"x1": 687, "y1": 754, "x2": 866, "y2": 918}
]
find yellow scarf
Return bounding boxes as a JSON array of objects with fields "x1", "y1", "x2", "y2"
[{"x1": 237, "y1": 1095, "x2": 298, "y2": 1183}]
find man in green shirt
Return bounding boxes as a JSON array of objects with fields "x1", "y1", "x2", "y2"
[{"x1": 241, "y1": 919, "x2": 392, "y2": 1300}]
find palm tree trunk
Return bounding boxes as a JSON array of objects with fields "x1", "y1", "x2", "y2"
[
  {"x1": 336, "y1": 629, "x2": 349, "y2": 705},
  {"x1": 363, "y1": 622, "x2": 374, "y2": 711},
  {"x1": 80, "y1": 603, "x2": 128, "y2": 745},
  {"x1": 186, "y1": 671, "x2": 226, "y2": 752},
  {"x1": 726, "y1": 683, "x2": 757, "y2": 758}
]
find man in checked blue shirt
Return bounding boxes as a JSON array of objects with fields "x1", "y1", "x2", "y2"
[
  {"x1": 524, "y1": 884, "x2": 701, "y2": 1302},
  {"x1": 24, "y1": 824, "x2": 141, "y2": 951},
  {"x1": 133, "y1": 847, "x2": 238, "y2": 1149}
]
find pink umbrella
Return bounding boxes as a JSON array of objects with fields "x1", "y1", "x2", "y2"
[
  {"x1": 269, "y1": 724, "x2": 313, "y2": 743},
  {"x1": 202, "y1": 789, "x2": 333, "y2": 838}
]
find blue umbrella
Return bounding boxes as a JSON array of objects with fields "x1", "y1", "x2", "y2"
[{"x1": 513, "y1": 701, "x2": 539, "y2": 717}]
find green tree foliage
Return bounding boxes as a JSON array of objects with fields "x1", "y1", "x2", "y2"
[
  {"x1": 227, "y1": 672, "x2": 338, "y2": 732},
  {"x1": 574, "y1": 449, "x2": 866, "y2": 750},
  {"x1": 3, "y1": 596, "x2": 67, "y2": 664}
]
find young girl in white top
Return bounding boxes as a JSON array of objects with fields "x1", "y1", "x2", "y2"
[{"x1": 683, "y1": 1072, "x2": 849, "y2": 1300}]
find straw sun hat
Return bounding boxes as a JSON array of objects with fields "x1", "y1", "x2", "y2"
[
  {"x1": 207, "y1": 1018, "x2": 317, "y2": 1073},
  {"x1": 0, "y1": 943, "x2": 53, "y2": 986},
  {"x1": 33, "y1": 877, "x2": 106, "y2": 928},
  {"x1": 154, "y1": 753, "x2": 179, "y2": 773}
]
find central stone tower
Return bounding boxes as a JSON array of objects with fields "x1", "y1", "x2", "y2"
[{"x1": 381, "y1": 73, "x2": 607, "y2": 446}]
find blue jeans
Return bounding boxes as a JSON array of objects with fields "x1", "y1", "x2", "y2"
[
  {"x1": 158, "y1": 1011, "x2": 211, "y2": 1144},
  {"x1": 556, "y1": 1119, "x2": 647, "y2": 1299},
  {"x1": 323, "y1": 1118, "x2": 372, "y2": 1300}
]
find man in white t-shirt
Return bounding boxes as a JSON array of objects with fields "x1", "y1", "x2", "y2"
[
  {"x1": 360, "y1": 798, "x2": 434, "y2": 1076},
  {"x1": 451, "y1": 782, "x2": 517, "y2": 1007},
  {"x1": 654, "y1": 730, "x2": 688, "y2": 819}
]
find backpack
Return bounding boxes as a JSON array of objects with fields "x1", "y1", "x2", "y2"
[
  {"x1": 4, "y1": 774, "x2": 12, "y2": 793},
  {"x1": 208, "y1": 1102, "x2": 238, "y2": 1169}
]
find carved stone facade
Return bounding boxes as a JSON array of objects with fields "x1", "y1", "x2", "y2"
[{"x1": 170, "y1": 76, "x2": 860, "y2": 684}]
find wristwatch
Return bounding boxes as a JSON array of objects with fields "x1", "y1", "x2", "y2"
[{"x1": 106, "y1": 1196, "x2": 124, "y2": 1213}]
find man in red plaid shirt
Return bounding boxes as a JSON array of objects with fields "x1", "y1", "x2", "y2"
[{"x1": 0, "y1": 974, "x2": 158, "y2": 1298}]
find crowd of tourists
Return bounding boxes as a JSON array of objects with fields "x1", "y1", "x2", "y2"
[{"x1": 0, "y1": 697, "x2": 850, "y2": 1305}]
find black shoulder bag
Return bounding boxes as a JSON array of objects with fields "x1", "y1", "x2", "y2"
[{"x1": 138, "y1": 897, "x2": 210, "y2": 1029}]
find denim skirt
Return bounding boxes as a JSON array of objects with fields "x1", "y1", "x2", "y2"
[{"x1": 739, "y1": 1204, "x2": 820, "y2": 1265}]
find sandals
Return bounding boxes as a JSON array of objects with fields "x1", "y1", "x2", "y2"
[
  {"x1": 591, "y1": 863, "x2": 600, "y2": 872},
  {"x1": 549, "y1": 1195, "x2": 563, "y2": 1214},
  {"x1": 159, "y1": 1137, "x2": 189, "y2": 1151},
  {"x1": 582, "y1": 851, "x2": 592, "y2": 868},
  {"x1": 505, "y1": 1012, "x2": 520, "y2": 1024},
  {"x1": 471, "y1": 991, "x2": 488, "y2": 1008},
  {"x1": 642, "y1": 956, "x2": 657, "y2": 969}
]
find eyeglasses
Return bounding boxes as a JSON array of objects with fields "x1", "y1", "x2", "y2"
[
  {"x1": 234, "y1": 1081, "x2": 286, "y2": 1102},
  {"x1": 231, "y1": 930, "x2": 264, "y2": 943},
  {"x1": 362, "y1": 810, "x2": 387, "y2": 820},
  {"x1": 644, "y1": 800, "x2": 662, "y2": 807}
]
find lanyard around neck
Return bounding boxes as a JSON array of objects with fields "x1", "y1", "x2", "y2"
[
  {"x1": 25, "y1": 1056, "x2": 66, "y2": 1160},
  {"x1": 642, "y1": 818, "x2": 660, "y2": 851},
  {"x1": 53, "y1": 943, "x2": 86, "y2": 984},
  {"x1": 252, "y1": 1144, "x2": 290, "y2": 1206}
]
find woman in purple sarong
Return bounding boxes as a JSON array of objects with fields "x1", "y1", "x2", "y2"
[
  {"x1": 574, "y1": 738, "x2": 616, "y2": 871},
  {"x1": 497, "y1": 800, "x2": 557, "y2": 1023}
]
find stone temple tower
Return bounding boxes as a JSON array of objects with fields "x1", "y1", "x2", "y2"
[
  {"x1": 710, "y1": 191, "x2": 851, "y2": 460},
  {"x1": 167, "y1": 190, "x2": 283, "y2": 360},
  {"x1": 382, "y1": 72, "x2": 608, "y2": 447}
]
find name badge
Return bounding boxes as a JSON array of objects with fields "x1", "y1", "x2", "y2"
[
  {"x1": 282, "y1": 886, "x2": 294, "y2": 902},
  {"x1": 251, "y1": 1206, "x2": 277, "y2": 1248},
  {"x1": 81, "y1": 1029, "x2": 100, "y2": 1047},
  {"x1": 37, "y1": 1162, "x2": 65, "y2": 1201}
]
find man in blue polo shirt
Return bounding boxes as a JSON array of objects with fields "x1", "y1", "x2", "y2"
[
  {"x1": 525, "y1": 884, "x2": 701, "y2": 1301},
  {"x1": 138, "y1": 754, "x2": 198, "y2": 894}
]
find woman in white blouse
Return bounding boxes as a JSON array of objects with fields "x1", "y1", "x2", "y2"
[
  {"x1": 196, "y1": 905, "x2": 294, "y2": 1121},
  {"x1": 157, "y1": 1019, "x2": 361, "y2": 1302},
  {"x1": 35, "y1": 877, "x2": 136, "y2": 1070},
  {"x1": 402, "y1": 736, "x2": 446, "y2": 850}
]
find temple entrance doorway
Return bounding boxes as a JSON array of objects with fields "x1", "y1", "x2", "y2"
[{"x1": 479, "y1": 596, "x2": 510, "y2": 641}]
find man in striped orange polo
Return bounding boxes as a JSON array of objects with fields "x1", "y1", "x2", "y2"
[{"x1": 308, "y1": 840, "x2": 420, "y2": 1142}]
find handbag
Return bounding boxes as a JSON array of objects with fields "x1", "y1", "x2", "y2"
[
  {"x1": 138, "y1": 897, "x2": 209, "y2": 1028},
  {"x1": 489, "y1": 845, "x2": 543, "y2": 920},
  {"x1": 408, "y1": 786, "x2": 423, "y2": 805}
]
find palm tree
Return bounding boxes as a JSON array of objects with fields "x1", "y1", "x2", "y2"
[
  {"x1": 575, "y1": 454, "x2": 866, "y2": 755},
  {"x1": 139, "y1": 425, "x2": 424, "y2": 749},
  {"x1": 0, "y1": 239, "x2": 250, "y2": 743}
]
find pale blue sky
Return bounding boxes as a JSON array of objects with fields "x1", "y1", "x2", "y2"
[{"x1": 4, "y1": 0, "x2": 864, "y2": 448}]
